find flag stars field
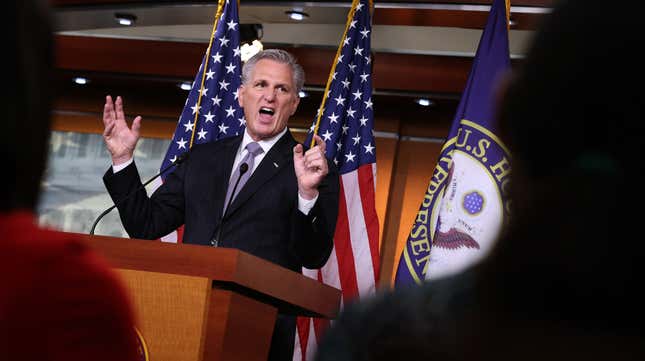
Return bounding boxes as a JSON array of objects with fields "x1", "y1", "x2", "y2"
[
  {"x1": 159, "y1": 0, "x2": 245, "y2": 178},
  {"x1": 344, "y1": 151, "x2": 356, "y2": 163},
  {"x1": 322, "y1": 130, "x2": 333, "y2": 141}
]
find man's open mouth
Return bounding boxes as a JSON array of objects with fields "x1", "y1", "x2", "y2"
[{"x1": 259, "y1": 107, "x2": 275, "y2": 116}]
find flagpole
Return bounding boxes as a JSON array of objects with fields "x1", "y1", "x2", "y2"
[
  {"x1": 188, "y1": 0, "x2": 228, "y2": 149},
  {"x1": 505, "y1": 0, "x2": 511, "y2": 31}
]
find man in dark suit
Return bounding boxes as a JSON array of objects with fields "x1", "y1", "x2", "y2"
[{"x1": 102, "y1": 49, "x2": 339, "y2": 360}]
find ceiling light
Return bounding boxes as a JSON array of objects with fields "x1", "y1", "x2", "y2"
[
  {"x1": 285, "y1": 10, "x2": 309, "y2": 21},
  {"x1": 508, "y1": 18, "x2": 517, "y2": 27},
  {"x1": 241, "y1": 40, "x2": 264, "y2": 62},
  {"x1": 178, "y1": 82, "x2": 192, "y2": 91},
  {"x1": 298, "y1": 91, "x2": 308, "y2": 98},
  {"x1": 415, "y1": 98, "x2": 433, "y2": 107},
  {"x1": 73, "y1": 77, "x2": 89, "y2": 85},
  {"x1": 115, "y1": 13, "x2": 137, "y2": 26}
]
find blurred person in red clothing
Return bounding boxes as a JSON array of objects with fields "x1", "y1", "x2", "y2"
[{"x1": 0, "y1": 1, "x2": 140, "y2": 360}]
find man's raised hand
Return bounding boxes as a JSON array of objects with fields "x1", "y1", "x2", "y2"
[
  {"x1": 102, "y1": 95, "x2": 141, "y2": 165},
  {"x1": 293, "y1": 134, "x2": 329, "y2": 200}
]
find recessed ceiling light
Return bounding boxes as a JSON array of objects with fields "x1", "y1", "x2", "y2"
[
  {"x1": 178, "y1": 82, "x2": 192, "y2": 91},
  {"x1": 285, "y1": 10, "x2": 309, "y2": 21},
  {"x1": 115, "y1": 13, "x2": 137, "y2": 26},
  {"x1": 73, "y1": 77, "x2": 89, "y2": 85},
  {"x1": 415, "y1": 98, "x2": 433, "y2": 107}
]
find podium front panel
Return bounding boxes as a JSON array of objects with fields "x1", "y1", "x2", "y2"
[{"x1": 118, "y1": 269, "x2": 211, "y2": 361}]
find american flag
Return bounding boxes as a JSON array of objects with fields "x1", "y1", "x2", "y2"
[
  {"x1": 295, "y1": 0, "x2": 380, "y2": 359},
  {"x1": 152, "y1": 0, "x2": 245, "y2": 243}
]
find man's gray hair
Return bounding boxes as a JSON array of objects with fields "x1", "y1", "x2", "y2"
[{"x1": 241, "y1": 49, "x2": 305, "y2": 93}]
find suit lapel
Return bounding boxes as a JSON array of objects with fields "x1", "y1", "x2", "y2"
[{"x1": 224, "y1": 131, "x2": 297, "y2": 218}]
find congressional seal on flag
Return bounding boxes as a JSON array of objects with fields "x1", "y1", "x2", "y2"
[{"x1": 428, "y1": 119, "x2": 511, "y2": 280}]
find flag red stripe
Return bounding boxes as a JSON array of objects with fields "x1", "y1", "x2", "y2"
[
  {"x1": 312, "y1": 271, "x2": 330, "y2": 341},
  {"x1": 176, "y1": 225, "x2": 185, "y2": 244},
  {"x1": 357, "y1": 164, "x2": 380, "y2": 281},
  {"x1": 313, "y1": 318, "x2": 330, "y2": 345},
  {"x1": 334, "y1": 181, "x2": 359, "y2": 300},
  {"x1": 295, "y1": 316, "x2": 310, "y2": 361}
]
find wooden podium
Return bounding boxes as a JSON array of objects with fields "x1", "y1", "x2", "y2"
[{"x1": 82, "y1": 234, "x2": 341, "y2": 361}]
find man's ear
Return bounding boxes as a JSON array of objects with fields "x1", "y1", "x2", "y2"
[
  {"x1": 237, "y1": 85, "x2": 245, "y2": 108},
  {"x1": 290, "y1": 93, "x2": 300, "y2": 116}
]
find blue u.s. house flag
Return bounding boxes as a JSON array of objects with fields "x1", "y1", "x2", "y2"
[
  {"x1": 153, "y1": 0, "x2": 244, "y2": 243},
  {"x1": 395, "y1": 0, "x2": 512, "y2": 285}
]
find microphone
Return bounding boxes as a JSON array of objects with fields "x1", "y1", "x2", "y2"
[
  {"x1": 89, "y1": 152, "x2": 190, "y2": 235},
  {"x1": 211, "y1": 162, "x2": 249, "y2": 247}
]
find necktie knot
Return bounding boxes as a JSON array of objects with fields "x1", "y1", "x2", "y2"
[{"x1": 246, "y1": 142, "x2": 263, "y2": 157}]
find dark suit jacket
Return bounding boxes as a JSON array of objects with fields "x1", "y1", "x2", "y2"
[
  {"x1": 104, "y1": 131, "x2": 339, "y2": 360},
  {"x1": 104, "y1": 130, "x2": 339, "y2": 272}
]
